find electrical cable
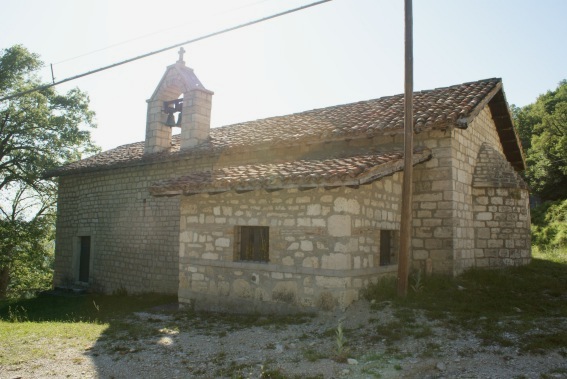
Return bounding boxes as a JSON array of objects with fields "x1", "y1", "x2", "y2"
[
  {"x1": 0, "y1": 0, "x2": 332, "y2": 103},
  {"x1": 52, "y1": 0, "x2": 273, "y2": 65}
]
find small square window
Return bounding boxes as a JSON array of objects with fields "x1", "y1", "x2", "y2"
[
  {"x1": 379, "y1": 230, "x2": 398, "y2": 266},
  {"x1": 236, "y1": 226, "x2": 269, "y2": 262}
]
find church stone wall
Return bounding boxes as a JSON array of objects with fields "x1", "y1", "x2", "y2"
[
  {"x1": 472, "y1": 144, "x2": 531, "y2": 267},
  {"x1": 178, "y1": 175, "x2": 403, "y2": 312},
  {"x1": 472, "y1": 187, "x2": 530, "y2": 267},
  {"x1": 53, "y1": 105, "x2": 531, "y2": 307},
  {"x1": 53, "y1": 139, "x2": 401, "y2": 298},
  {"x1": 54, "y1": 158, "x2": 213, "y2": 295},
  {"x1": 411, "y1": 106, "x2": 530, "y2": 275}
]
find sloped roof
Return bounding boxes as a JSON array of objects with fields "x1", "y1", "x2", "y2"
[
  {"x1": 150, "y1": 148, "x2": 432, "y2": 196},
  {"x1": 149, "y1": 61, "x2": 212, "y2": 101},
  {"x1": 46, "y1": 78, "x2": 524, "y2": 177}
]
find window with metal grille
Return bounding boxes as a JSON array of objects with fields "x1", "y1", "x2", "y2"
[{"x1": 236, "y1": 226, "x2": 269, "y2": 262}]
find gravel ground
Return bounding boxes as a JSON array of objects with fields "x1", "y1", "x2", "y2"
[{"x1": 2, "y1": 300, "x2": 566, "y2": 379}]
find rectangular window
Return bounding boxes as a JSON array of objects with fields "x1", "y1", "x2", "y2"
[
  {"x1": 379, "y1": 230, "x2": 398, "y2": 266},
  {"x1": 236, "y1": 226, "x2": 269, "y2": 262},
  {"x1": 79, "y1": 236, "x2": 91, "y2": 282}
]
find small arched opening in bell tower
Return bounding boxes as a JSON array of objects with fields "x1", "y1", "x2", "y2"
[{"x1": 163, "y1": 96, "x2": 183, "y2": 128}]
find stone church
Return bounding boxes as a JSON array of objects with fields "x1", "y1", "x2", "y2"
[{"x1": 48, "y1": 52, "x2": 530, "y2": 312}]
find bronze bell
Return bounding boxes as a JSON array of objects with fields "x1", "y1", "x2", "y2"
[
  {"x1": 176, "y1": 112, "x2": 182, "y2": 126},
  {"x1": 165, "y1": 113, "x2": 176, "y2": 127}
]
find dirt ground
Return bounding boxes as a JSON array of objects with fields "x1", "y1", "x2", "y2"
[{"x1": 2, "y1": 300, "x2": 566, "y2": 379}]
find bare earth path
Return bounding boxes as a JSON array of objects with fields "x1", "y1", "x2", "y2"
[{"x1": 1, "y1": 300, "x2": 566, "y2": 379}]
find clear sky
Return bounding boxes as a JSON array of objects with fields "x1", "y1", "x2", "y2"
[{"x1": 1, "y1": 0, "x2": 566, "y2": 151}]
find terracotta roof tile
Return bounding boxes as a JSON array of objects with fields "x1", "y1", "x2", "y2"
[
  {"x1": 149, "y1": 148, "x2": 431, "y2": 196},
  {"x1": 47, "y1": 78, "x2": 501, "y2": 176}
]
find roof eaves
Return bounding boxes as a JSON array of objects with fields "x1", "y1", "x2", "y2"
[
  {"x1": 487, "y1": 88, "x2": 526, "y2": 171},
  {"x1": 455, "y1": 79, "x2": 502, "y2": 129},
  {"x1": 359, "y1": 147, "x2": 431, "y2": 184},
  {"x1": 149, "y1": 148, "x2": 432, "y2": 197}
]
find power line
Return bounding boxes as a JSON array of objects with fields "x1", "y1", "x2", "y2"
[
  {"x1": 53, "y1": 0, "x2": 273, "y2": 66},
  {"x1": 0, "y1": 0, "x2": 332, "y2": 103}
]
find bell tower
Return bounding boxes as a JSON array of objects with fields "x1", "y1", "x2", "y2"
[{"x1": 144, "y1": 48, "x2": 214, "y2": 154}]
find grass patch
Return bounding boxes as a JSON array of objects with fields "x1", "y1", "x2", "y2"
[
  {"x1": 371, "y1": 319, "x2": 433, "y2": 345},
  {"x1": 364, "y1": 247, "x2": 567, "y2": 352},
  {"x1": 520, "y1": 330, "x2": 567, "y2": 354},
  {"x1": 213, "y1": 360, "x2": 255, "y2": 378},
  {"x1": 0, "y1": 321, "x2": 106, "y2": 365},
  {"x1": 0, "y1": 292, "x2": 176, "y2": 365},
  {"x1": 302, "y1": 347, "x2": 327, "y2": 362},
  {"x1": 0, "y1": 292, "x2": 177, "y2": 323}
]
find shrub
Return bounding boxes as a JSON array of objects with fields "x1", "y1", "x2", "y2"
[{"x1": 531, "y1": 199, "x2": 567, "y2": 248}]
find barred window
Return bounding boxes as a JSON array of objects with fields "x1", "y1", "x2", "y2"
[{"x1": 236, "y1": 226, "x2": 269, "y2": 262}]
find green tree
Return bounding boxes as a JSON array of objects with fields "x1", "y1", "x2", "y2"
[
  {"x1": 0, "y1": 45, "x2": 99, "y2": 298},
  {"x1": 0, "y1": 210, "x2": 54, "y2": 298},
  {"x1": 513, "y1": 80, "x2": 567, "y2": 201},
  {"x1": 531, "y1": 199, "x2": 567, "y2": 248}
]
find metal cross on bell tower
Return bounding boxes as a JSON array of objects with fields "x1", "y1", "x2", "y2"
[{"x1": 177, "y1": 47, "x2": 186, "y2": 64}]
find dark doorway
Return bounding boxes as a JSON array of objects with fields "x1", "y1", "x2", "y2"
[{"x1": 79, "y1": 236, "x2": 91, "y2": 282}]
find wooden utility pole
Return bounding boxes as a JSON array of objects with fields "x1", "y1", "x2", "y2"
[{"x1": 397, "y1": 0, "x2": 413, "y2": 297}]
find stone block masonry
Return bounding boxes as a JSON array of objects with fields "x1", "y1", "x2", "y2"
[
  {"x1": 410, "y1": 106, "x2": 530, "y2": 275},
  {"x1": 178, "y1": 176, "x2": 403, "y2": 312},
  {"x1": 53, "y1": 158, "x2": 216, "y2": 295},
  {"x1": 53, "y1": 103, "x2": 530, "y2": 312},
  {"x1": 472, "y1": 187, "x2": 531, "y2": 267},
  {"x1": 471, "y1": 143, "x2": 531, "y2": 267}
]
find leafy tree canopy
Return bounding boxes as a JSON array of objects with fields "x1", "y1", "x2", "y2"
[
  {"x1": 513, "y1": 80, "x2": 567, "y2": 201},
  {"x1": 0, "y1": 45, "x2": 99, "y2": 298}
]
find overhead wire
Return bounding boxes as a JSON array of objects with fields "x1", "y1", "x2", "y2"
[
  {"x1": 52, "y1": 0, "x2": 273, "y2": 66},
  {"x1": 0, "y1": 0, "x2": 332, "y2": 103}
]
